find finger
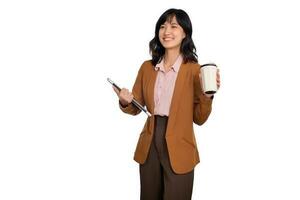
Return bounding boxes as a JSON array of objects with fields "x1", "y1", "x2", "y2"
[
  {"x1": 121, "y1": 88, "x2": 126, "y2": 94},
  {"x1": 112, "y1": 86, "x2": 120, "y2": 94}
]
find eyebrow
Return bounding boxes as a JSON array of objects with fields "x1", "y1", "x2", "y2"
[{"x1": 162, "y1": 22, "x2": 178, "y2": 25}]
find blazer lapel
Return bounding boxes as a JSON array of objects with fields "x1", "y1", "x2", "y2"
[
  {"x1": 147, "y1": 66, "x2": 158, "y2": 115},
  {"x1": 166, "y1": 63, "x2": 188, "y2": 137},
  {"x1": 144, "y1": 65, "x2": 158, "y2": 136}
]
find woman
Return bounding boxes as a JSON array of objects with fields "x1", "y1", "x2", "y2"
[{"x1": 113, "y1": 8, "x2": 221, "y2": 200}]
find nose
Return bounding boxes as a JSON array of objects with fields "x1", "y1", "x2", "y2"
[{"x1": 163, "y1": 25, "x2": 172, "y2": 35}]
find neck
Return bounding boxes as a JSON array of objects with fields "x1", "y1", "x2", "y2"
[{"x1": 164, "y1": 48, "x2": 181, "y2": 68}]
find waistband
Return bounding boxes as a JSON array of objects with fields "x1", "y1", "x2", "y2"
[{"x1": 154, "y1": 115, "x2": 168, "y2": 122}]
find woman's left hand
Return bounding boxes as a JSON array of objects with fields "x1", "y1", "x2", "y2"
[{"x1": 216, "y1": 68, "x2": 221, "y2": 90}]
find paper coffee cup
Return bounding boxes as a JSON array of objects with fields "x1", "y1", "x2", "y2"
[{"x1": 200, "y1": 63, "x2": 218, "y2": 94}]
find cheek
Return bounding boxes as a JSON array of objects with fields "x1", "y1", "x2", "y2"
[
  {"x1": 180, "y1": 32, "x2": 186, "y2": 39},
  {"x1": 158, "y1": 30, "x2": 164, "y2": 37},
  {"x1": 176, "y1": 33, "x2": 185, "y2": 42},
  {"x1": 174, "y1": 31, "x2": 183, "y2": 39},
  {"x1": 158, "y1": 35, "x2": 163, "y2": 43},
  {"x1": 158, "y1": 34, "x2": 162, "y2": 40},
  {"x1": 158, "y1": 32, "x2": 165, "y2": 42},
  {"x1": 178, "y1": 29, "x2": 186, "y2": 39}
]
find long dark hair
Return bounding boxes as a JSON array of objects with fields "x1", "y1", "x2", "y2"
[{"x1": 149, "y1": 8, "x2": 198, "y2": 66}]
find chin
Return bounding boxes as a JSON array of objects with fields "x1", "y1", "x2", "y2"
[{"x1": 163, "y1": 44, "x2": 180, "y2": 50}]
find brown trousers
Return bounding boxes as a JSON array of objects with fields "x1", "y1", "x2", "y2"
[{"x1": 139, "y1": 115, "x2": 194, "y2": 200}]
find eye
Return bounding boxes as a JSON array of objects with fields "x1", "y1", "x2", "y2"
[
  {"x1": 171, "y1": 25, "x2": 177, "y2": 28},
  {"x1": 160, "y1": 25, "x2": 165, "y2": 29}
]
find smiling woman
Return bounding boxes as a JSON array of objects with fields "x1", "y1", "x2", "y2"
[{"x1": 112, "y1": 8, "x2": 221, "y2": 200}]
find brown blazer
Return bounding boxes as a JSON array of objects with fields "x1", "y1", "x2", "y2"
[{"x1": 119, "y1": 60, "x2": 213, "y2": 174}]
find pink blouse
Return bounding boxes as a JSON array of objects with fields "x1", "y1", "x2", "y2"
[{"x1": 153, "y1": 55, "x2": 183, "y2": 116}]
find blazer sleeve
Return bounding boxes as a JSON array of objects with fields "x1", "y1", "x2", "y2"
[
  {"x1": 118, "y1": 62, "x2": 145, "y2": 115},
  {"x1": 193, "y1": 65, "x2": 213, "y2": 125}
]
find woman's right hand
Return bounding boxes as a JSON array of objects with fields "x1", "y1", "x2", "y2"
[{"x1": 113, "y1": 86, "x2": 134, "y2": 107}]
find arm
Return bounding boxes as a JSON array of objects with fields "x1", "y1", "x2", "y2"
[{"x1": 193, "y1": 66, "x2": 214, "y2": 125}]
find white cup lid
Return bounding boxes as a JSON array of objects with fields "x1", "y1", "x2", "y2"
[{"x1": 201, "y1": 63, "x2": 217, "y2": 68}]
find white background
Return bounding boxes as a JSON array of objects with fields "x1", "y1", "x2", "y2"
[{"x1": 1, "y1": 0, "x2": 300, "y2": 199}]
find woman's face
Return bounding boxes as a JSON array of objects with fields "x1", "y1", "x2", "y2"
[{"x1": 159, "y1": 16, "x2": 186, "y2": 51}]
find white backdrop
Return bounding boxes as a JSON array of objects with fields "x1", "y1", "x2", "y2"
[{"x1": 1, "y1": 0, "x2": 300, "y2": 199}]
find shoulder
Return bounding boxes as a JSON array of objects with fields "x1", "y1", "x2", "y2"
[
  {"x1": 184, "y1": 61, "x2": 201, "y2": 74},
  {"x1": 139, "y1": 59, "x2": 154, "y2": 72}
]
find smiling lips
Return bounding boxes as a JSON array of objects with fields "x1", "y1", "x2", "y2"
[{"x1": 163, "y1": 37, "x2": 174, "y2": 41}]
